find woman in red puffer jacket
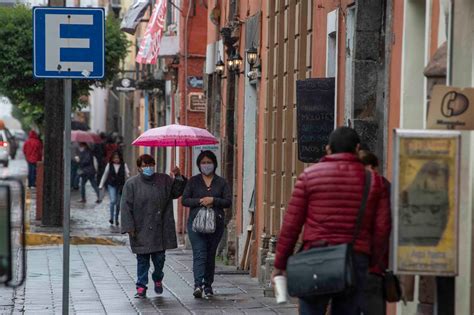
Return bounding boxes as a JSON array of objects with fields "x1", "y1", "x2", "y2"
[{"x1": 272, "y1": 127, "x2": 391, "y2": 315}]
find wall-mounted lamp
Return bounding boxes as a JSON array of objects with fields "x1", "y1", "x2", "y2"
[
  {"x1": 215, "y1": 58, "x2": 225, "y2": 76},
  {"x1": 227, "y1": 57, "x2": 235, "y2": 72},
  {"x1": 232, "y1": 51, "x2": 243, "y2": 73},
  {"x1": 245, "y1": 43, "x2": 261, "y2": 81},
  {"x1": 246, "y1": 44, "x2": 258, "y2": 68}
]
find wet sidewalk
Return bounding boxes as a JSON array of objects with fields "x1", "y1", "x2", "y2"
[
  {"x1": 27, "y1": 185, "x2": 129, "y2": 245},
  {"x1": 0, "y1": 245, "x2": 297, "y2": 314}
]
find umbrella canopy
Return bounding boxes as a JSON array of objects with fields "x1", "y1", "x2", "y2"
[
  {"x1": 132, "y1": 124, "x2": 218, "y2": 147},
  {"x1": 71, "y1": 130, "x2": 101, "y2": 144}
]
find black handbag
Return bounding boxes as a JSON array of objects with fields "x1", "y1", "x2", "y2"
[
  {"x1": 382, "y1": 270, "x2": 402, "y2": 302},
  {"x1": 286, "y1": 171, "x2": 372, "y2": 298}
]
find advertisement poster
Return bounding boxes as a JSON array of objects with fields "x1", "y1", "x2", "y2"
[{"x1": 393, "y1": 130, "x2": 460, "y2": 276}]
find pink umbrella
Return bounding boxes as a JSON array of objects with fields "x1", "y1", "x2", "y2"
[
  {"x1": 132, "y1": 124, "x2": 218, "y2": 147},
  {"x1": 89, "y1": 132, "x2": 102, "y2": 143},
  {"x1": 71, "y1": 130, "x2": 98, "y2": 143}
]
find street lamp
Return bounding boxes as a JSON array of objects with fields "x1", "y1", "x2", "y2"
[
  {"x1": 215, "y1": 58, "x2": 225, "y2": 76},
  {"x1": 246, "y1": 43, "x2": 258, "y2": 67}
]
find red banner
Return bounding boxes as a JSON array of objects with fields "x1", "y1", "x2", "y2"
[{"x1": 136, "y1": 0, "x2": 167, "y2": 64}]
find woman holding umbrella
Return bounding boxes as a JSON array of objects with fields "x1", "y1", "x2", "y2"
[
  {"x1": 130, "y1": 124, "x2": 220, "y2": 298},
  {"x1": 182, "y1": 150, "x2": 232, "y2": 298}
]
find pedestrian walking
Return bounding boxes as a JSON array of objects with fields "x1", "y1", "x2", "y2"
[
  {"x1": 105, "y1": 135, "x2": 119, "y2": 162},
  {"x1": 71, "y1": 142, "x2": 80, "y2": 190},
  {"x1": 75, "y1": 142, "x2": 101, "y2": 203},
  {"x1": 93, "y1": 132, "x2": 107, "y2": 184},
  {"x1": 359, "y1": 149, "x2": 392, "y2": 315},
  {"x1": 272, "y1": 127, "x2": 391, "y2": 315},
  {"x1": 120, "y1": 154, "x2": 186, "y2": 298},
  {"x1": 99, "y1": 151, "x2": 130, "y2": 226},
  {"x1": 23, "y1": 130, "x2": 43, "y2": 188},
  {"x1": 182, "y1": 150, "x2": 232, "y2": 298}
]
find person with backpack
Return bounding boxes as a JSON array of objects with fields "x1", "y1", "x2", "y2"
[
  {"x1": 99, "y1": 151, "x2": 130, "y2": 226},
  {"x1": 272, "y1": 127, "x2": 391, "y2": 315}
]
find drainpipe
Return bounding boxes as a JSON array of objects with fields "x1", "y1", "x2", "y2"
[{"x1": 184, "y1": 0, "x2": 193, "y2": 176}]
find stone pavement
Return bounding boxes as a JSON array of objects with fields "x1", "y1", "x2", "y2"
[{"x1": 0, "y1": 245, "x2": 297, "y2": 314}]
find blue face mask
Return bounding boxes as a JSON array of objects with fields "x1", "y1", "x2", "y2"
[{"x1": 142, "y1": 166, "x2": 154, "y2": 177}]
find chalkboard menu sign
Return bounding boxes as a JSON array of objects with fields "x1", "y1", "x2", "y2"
[{"x1": 296, "y1": 78, "x2": 335, "y2": 163}]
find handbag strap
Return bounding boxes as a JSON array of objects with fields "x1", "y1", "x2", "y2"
[{"x1": 351, "y1": 170, "x2": 372, "y2": 246}]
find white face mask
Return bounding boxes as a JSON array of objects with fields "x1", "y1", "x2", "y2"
[{"x1": 200, "y1": 164, "x2": 214, "y2": 176}]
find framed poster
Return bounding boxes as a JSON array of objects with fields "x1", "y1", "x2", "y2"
[
  {"x1": 192, "y1": 142, "x2": 221, "y2": 176},
  {"x1": 392, "y1": 130, "x2": 460, "y2": 276}
]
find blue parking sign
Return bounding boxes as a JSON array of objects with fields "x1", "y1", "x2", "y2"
[{"x1": 33, "y1": 7, "x2": 105, "y2": 79}]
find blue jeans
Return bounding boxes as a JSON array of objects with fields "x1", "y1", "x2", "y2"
[
  {"x1": 299, "y1": 254, "x2": 369, "y2": 315},
  {"x1": 27, "y1": 162, "x2": 37, "y2": 187},
  {"x1": 136, "y1": 251, "x2": 166, "y2": 289},
  {"x1": 187, "y1": 212, "x2": 225, "y2": 288},
  {"x1": 107, "y1": 185, "x2": 121, "y2": 222},
  {"x1": 80, "y1": 173, "x2": 100, "y2": 201}
]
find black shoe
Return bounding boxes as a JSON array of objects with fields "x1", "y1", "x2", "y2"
[
  {"x1": 204, "y1": 286, "x2": 213, "y2": 297},
  {"x1": 154, "y1": 281, "x2": 163, "y2": 295},
  {"x1": 193, "y1": 286, "x2": 203, "y2": 298},
  {"x1": 109, "y1": 219, "x2": 113, "y2": 225},
  {"x1": 115, "y1": 220, "x2": 119, "y2": 226},
  {"x1": 95, "y1": 199, "x2": 102, "y2": 204},
  {"x1": 134, "y1": 287, "x2": 147, "y2": 298}
]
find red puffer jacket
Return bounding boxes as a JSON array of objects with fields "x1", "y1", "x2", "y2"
[
  {"x1": 23, "y1": 131, "x2": 43, "y2": 164},
  {"x1": 274, "y1": 153, "x2": 391, "y2": 270}
]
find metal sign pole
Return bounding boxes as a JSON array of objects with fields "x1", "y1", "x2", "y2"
[{"x1": 62, "y1": 79, "x2": 72, "y2": 315}]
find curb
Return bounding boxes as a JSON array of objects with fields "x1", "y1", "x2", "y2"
[{"x1": 26, "y1": 232, "x2": 120, "y2": 246}]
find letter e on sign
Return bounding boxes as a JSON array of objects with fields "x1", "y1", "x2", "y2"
[{"x1": 33, "y1": 7, "x2": 105, "y2": 79}]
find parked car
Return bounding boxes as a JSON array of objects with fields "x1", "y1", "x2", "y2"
[{"x1": 0, "y1": 130, "x2": 10, "y2": 167}]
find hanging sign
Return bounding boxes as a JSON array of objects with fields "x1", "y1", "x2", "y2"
[
  {"x1": 296, "y1": 78, "x2": 335, "y2": 162},
  {"x1": 427, "y1": 85, "x2": 474, "y2": 130}
]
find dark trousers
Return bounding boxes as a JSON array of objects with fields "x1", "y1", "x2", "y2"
[
  {"x1": 27, "y1": 162, "x2": 37, "y2": 187},
  {"x1": 80, "y1": 173, "x2": 100, "y2": 201},
  {"x1": 188, "y1": 216, "x2": 225, "y2": 288},
  {"x1": 299, "y1": 254, "x2": 369, "y2": 315},
  {"x1": 364, "y1": 273, "x2": 386, "y2": 315},
  {"x1": 71, "y1": 161, "x2": 79, "y2": 189},
  {"x1": 136, "y1": 251, "x2": 166, "y2": 289}
]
